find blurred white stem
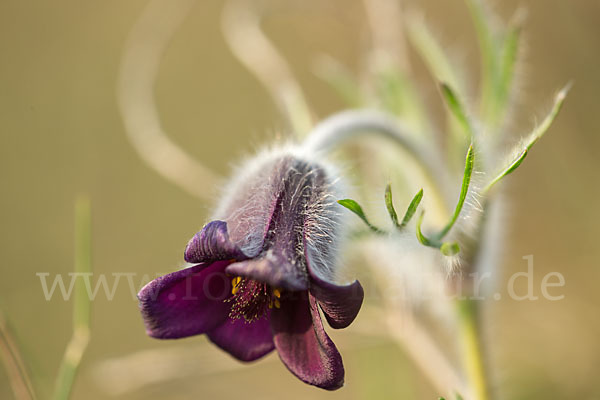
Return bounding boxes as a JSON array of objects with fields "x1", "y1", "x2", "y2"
[
  {"x1": 222, "y1": 0, "x2": 313, "y2": 136},
  {"x1": 118, "y1": 0, "x2": 221, "y2": 201},
  {"x1": 363, "y1": 238, "x2": 467, "y2": 398},
  {"x1": 386, "y1": 313, "x2": 467, "y2": 398}
]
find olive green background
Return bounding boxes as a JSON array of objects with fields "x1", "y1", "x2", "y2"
[{"x1": 1, "y1": 0, "x2": 599, "y2": 399}]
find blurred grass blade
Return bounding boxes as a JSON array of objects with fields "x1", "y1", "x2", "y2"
[
  {"x1": 338, "y1": 199, "x2": 384, "y2": 234},
  {"x1": 0, "y1": 311, "x2": 37, "y2": 400},
  {"x1": 441, "y1": 83, "x2": 475, "y2": 139},
  {"x1": 53, "y1": 196, "x2": 92, "y2": 400},
  {"x1": 399, "y1": 188, "x2": 424, "y2": 228},
  {"x1": 464, "y1": 0, "x2": 500, "y2": 115},
  {"x1": 375, "y1": 70, "x2": 428, "y2": 131},
  {"x1": 384, "y1": 184, "x2": 399, "y2": 228},
  {"x1": 313, "y1": 56, "x2": 362, "y2": 108},
  {"x1": 483, "y1": 85, "x2": 569, "y2": 193},
  {"x1": 406, "y1": 18, "x2": 468, "y2": 155},
  {"x1": 499, "y1": 23, "x2": 521, "y2": 107},
  {"x1": 437, "y1": 144, "x2": 474, "y2": 239},
  {"x1": 406, "y1": 17, "x2": 463, "y2": 94},
  {"x1": 465, "y1": 0, "x2": 525, "y2": 126}
]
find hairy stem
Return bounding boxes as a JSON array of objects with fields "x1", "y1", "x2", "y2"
[
  {"x1": 303, "y1": 109, "x2": 453, "y2": 218},
  {"x1": 387, "y1": 313, "x2": 467, "y2": 398}
]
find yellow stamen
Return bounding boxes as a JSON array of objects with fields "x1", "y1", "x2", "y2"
[
  {"x1": 272, "y1": 288, "x2": 282, "y2": 298},
  {"x1": 274, "y1": 299, "x2": 281, "y2": 309},
  {"x1": 231, "y1": 276, "x2": 242, "y2": 295}
]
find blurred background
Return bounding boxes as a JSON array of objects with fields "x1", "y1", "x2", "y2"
[{"x1": 1, "y1": 0, "x2": 599, "y2": 399}]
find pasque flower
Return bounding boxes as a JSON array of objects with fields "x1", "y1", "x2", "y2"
[{"x1": 138, "y1": 148, "x2": 364, "y2": 390}]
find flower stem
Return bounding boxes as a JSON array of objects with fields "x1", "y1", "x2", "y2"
[
  {"x1": 456, "y1": 298, "x2": 490, "y2": 400},
  {"x1": 303, "y1": 109, "x2": 453, "y2": 218}
]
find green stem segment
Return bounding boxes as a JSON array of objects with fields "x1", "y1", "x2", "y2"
[
  {"x1": 53, "y1": 196, "x2": 92, "y2": 400},
  {"x1": 456, "y1": 299, "x2": 490, "y2": 400}
]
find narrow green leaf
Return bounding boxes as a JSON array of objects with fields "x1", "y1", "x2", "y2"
[
  {"x1": 483, "y1": 148, "x2": 527, "y2": 193},
  {"x1": 416, "y1": 210, "x2": 440, "y2": 249},
  {"x1": 440, "y1": 83, "x2": 475, "y2": 139},
  {"x1": 417, "y1": 213, "x2": 461, "y2": 256},
  {"x1": 384, "y1": 184, "x2": 399, "y2": 228},
  {"x1": 483, "y1": 84, "x2": 570, "y2": 193},
  {"x1": 437, "y1": 144, "x2": 474, "y2": 239},
  {"x1": 527, "y1": 84, "x2": 571, "y2": 149},
  {"x1": 338, "y1": 199, "x2": 384, "y2": 234},
  {"x1": 400, "y1": 188, "x2": 424, "y2": 228}
]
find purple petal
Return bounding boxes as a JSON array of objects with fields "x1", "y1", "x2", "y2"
[
  {"x1": 184, "y1": 221, "x2": 247, "y2": 263},
  {"x1": 225, "y1": 253, "x2": 309, "y2": 291},
  {"x1": 302, "y1": 237, "x2": 363, "y2": 329},
  {"x1": 138, "y1": 261, "x2": 233, "y2": 339},
  {"x1": 207, "y1": 314, "x2": 275, "y2": 362},
  {"x1": 271, "y1": 292, "x2": 345, "y2": 390},
  {"x1": 310, "y1": 275, "x2": 364, "y2": 329}
]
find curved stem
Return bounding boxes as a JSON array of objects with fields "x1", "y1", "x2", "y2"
[
  {"x1": 221, "y1": 0, "x2": 313, "y2": 136},
  {"x1": 118, "y1": 0, "x2": 221, "y2": 201},
  {"x1": 303, "y1": 109, "x2": 453, "y2": 217}
]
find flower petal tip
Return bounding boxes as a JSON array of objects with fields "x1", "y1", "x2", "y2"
[
  {"x1": 137, "y1": 262, "x2": 232, "y2": 340},
  {"x1": 184, "y1": 220, "x2": 246, "y2": 264}
]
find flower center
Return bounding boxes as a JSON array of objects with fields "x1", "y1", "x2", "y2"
[{"x1": 227, "y1": 276, "x2": 282, "y2": 322}]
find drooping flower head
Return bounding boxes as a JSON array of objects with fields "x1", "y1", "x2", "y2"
[{"x1": 138, "y1": 147, "x2": 364, "y2": 390}]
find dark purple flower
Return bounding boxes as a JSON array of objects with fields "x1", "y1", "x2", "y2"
[{"x1": 138, "y1": 150, "x2": 364, "y2": 390}]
